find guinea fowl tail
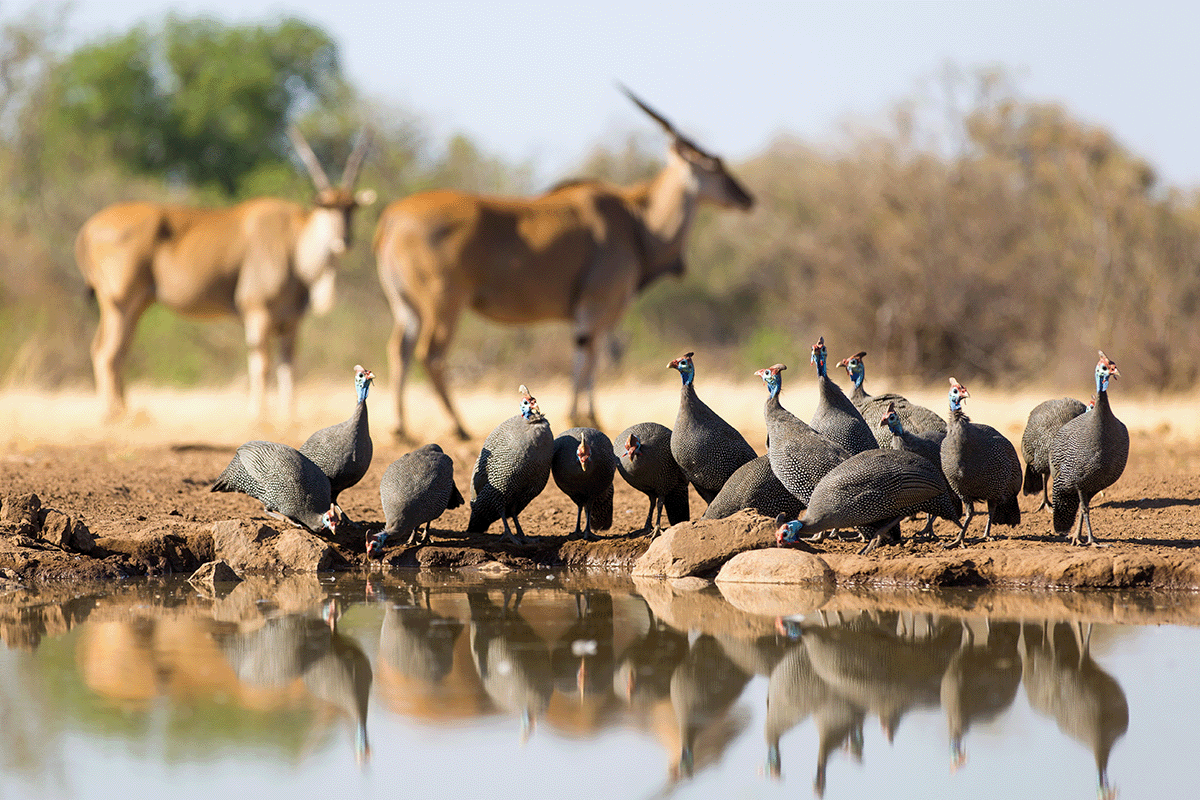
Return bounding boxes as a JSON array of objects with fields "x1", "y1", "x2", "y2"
[
  {"x1": 1022, "y1": 463, "x2": 1043, "y2": 496},
  {"x1": 665, "y1": 485, "x2": 691, "y2": 525},
  {"x1": 1052, "y1": 488, "x2": 1080, "y2": 534},
  {"x1": 991, "y1": 492, "x2": 1022, "y2": 527},
  {"x1": 447, "y1": 483, "x2": 465, "y2": 510},
  {"x1": 590, "y1": 484, "x2": 614, "y2": 531}
]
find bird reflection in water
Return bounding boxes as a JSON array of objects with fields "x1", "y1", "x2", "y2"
[
  {"x1": 1021, "y1": 621, "x2": 1129, "y2": 800},
  {"x1": 939, "y1": 618, "x2": 1022, "y2": 771},
  {"x1": 214, "y1": 598, "x2": 373, "y2": 765}
]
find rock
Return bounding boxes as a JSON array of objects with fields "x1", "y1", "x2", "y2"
[
  {"x1": 715, "y1": 547, "x2": 834, "y2": 585},
  {"x1": 633, "y1": 575, "x2": 779, "y2": 639},
  {"x1": 211, "y1": 520, "x2": 348, "y2": 573},
  {"x1": 37, "y1": 509, "x2": 98, "y2": 555},
  {"x1": 1, "y1": 493, "x2": 41, "y2": 536},
  {"x1": 189, "y1": 560, "x2": 242, "y2": 592},
  {"x1": 96, "y1": 520, "x2": 212, "y2": 575},
  {"x1": 632, "y1": 509, "x2": 777, "y2": 579}
]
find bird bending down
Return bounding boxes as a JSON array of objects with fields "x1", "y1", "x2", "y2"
[
  {"x1": 552, "y1": 427, "x2": 617, "y2": 541},
  {"x1": 880, "y1": 401, "x2": 961, "y2": 542},
  {"x1": 369, "y1": 443, "x2": 465, "y2": 557},
  {"x1": 1021, "y1": 397, "x2": 1089, "y2": 512},
  {"x1": 300, "y1": 365, "x2": 374, "y2": 523},
  {"x1": 939, "y1": 378, "x2": 1023, "y2": 548},
  {"x1": 668, "y1": 352, "x2": 757, "y2": 503},
  {"x1": 1049, "y1": 352, "x2": 1129, "y2": 546},
  {"x1": 776, "y1": 448, "x2": 954, "y2": 555},
  {"x1": 615, "y1": 422, "x2": 690, "y2": 537},
  {"x1": 467, "y1": 385, "x2": 555, "y2": 545},
  {"x1": 212, "y1": 440, "x2": 338, "y2": 535}
]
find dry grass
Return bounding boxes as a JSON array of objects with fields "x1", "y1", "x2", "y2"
[{"x1": 1, "y1": 377, "x2": 1194, "y2": 451}]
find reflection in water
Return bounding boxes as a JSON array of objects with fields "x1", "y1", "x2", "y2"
[
  {"x1": 1021, "y1": 621, "x2": 1130, "y2": 800},
  {"x1": 0, "y1": 576, "x2": 1153, "y2": 798},
  {"x1": 214, "y1": 599, "x2": 373, "y2": 764}
]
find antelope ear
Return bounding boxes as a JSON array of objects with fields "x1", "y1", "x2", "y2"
[{"x1": 356, "y1": 188, "x2": 377, "y2": 206}]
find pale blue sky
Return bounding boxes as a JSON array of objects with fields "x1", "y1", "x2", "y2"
[{"x1": 13, "y1": 1, "x2": 1200, "y2": 189}]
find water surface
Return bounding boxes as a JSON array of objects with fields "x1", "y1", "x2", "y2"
[{"x1": 0, "y1": 572, "x2": 1194, "y2": 800}]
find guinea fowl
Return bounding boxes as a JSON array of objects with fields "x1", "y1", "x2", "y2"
[
  {"x1": 701, "y1": 454, "x2": 805, "y2": 521},
  {"x1": 881, "y1": 401, "x2": 962, "y2": 541},
  {"x1": 369, "y1": 443, "x2": 465, "y2": 556},
  {"x1": 808, "y1": 338, "x2": 876, "y2": 455},
  {"x1": 776, "y1": 448, "x2": 958, "y2": 555},
  {"x1": 1050, "y1": 352, "x2": 1129, "y2": 546},
  {"x1": 212, "y1": 440, "x2": 338, "y2": 535},
  {"x1": 755, "y1": 364, "x2": 849, "y2": 533},
  {"x1": 939, "y1": 378, "x2": 1023, "y2": 548},
  {"x1": 615, "y1": 423, "x2": 690, "y2": 536},
  {"x1": 300, "y1": 365, "x2": 374, "y2": 521},
  {"x1": 467, "y1": 385, "x2": 554, "y2": 545},
  {"x1": 838, "y1": 351, "x2": 946, "y2": 448},
  {"x1": 551, "y1": 427, "x2": 616, "y2": 541},
  {"x1": 1021, "y1": 397, "x2": 1089, "y2": 512},
  {"x1": 668, "y1": 352, "x2": 757, "y2": 503}
]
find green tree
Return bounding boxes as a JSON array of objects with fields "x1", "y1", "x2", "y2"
[{"x1": 45, "y1": 15, "x2": 347, "y2": 195}]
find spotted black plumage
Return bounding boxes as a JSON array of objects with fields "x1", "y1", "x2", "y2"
[
  {"x1": 838, "y1": 350, "x2": 946, "y2": 448},
  {"x1": 300, "y1": 366, "x2": 374, "y2": 516},
  {"x1": 701, "y1": 455, "x2": 805, "y2": 521},
  {"x1": 668, "y1": 352, "x2": 757, "y2": 503},
  {"x1": 939, "y1": 378, "x2": 1023, "y2": 548},
  {"x1": 467, "y1": 386, "x2": 554, "y2": 544},
  {"x1": 552, "y1": 427, "x2": 617, "y2": 540},
  {"x1": 809, "y1": 338, "x2": 877, "y2": 455},
  {"x1": 1050, "y1": 352, "x2": 1129, "y2": 545},
  {"x1": 777, "y1": 448, "x2": 956, "y2": 555},
  {"x1": 372, "y1": 443, "x2": 464, "y2": 553},
  {"x1": 1021, "y1": 397, "x2": 1089, "y2": 511},
  {"x1": 880, "y1": 401, "x2": 963, "y2": 540},
  {"x1": 212, "y1": 440, "x2": 337, "y2": 534},
  {"x1": 615, "y1": 422, "x2": 689, "y2": 536}
]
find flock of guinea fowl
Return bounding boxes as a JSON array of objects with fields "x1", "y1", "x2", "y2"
[{"x1": 211, "y1": 337, "x2": 1128, "y2": 560}]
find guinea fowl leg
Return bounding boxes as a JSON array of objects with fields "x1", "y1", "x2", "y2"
[
  {"x1": 910, "y1": 514, "x2": 938, "y2": 543},
  {"x1": 499, "y1": 514, "x2": 523, "y2": 545},
  {"x1": 858, "y1": 517, "x2": 904, "y2": 556},
  {"x1": 640, "y1": 497, "x2": 655, "y2": 535},
  {"x1": 512, "y1": 515, "x2": 531, "y2": 545},
  {"x1": 1074, "y1": 492, "x2": 1109, "y2": 547},
  {"x1": 652, "y1": 497, "x2": 665, "y2": 536},
  {"x1": 1037, "y1": 481, "x2": 1053, "y2": 512},
  {"x1": 581, "y1": 506, "x2": 599, "y2": 541},
  {"x1": 944, "y1": 502, "x2": 973, "y2": 549},
  {"x1": 572, "y1": 506, "x2": 584, "y2": 538}
]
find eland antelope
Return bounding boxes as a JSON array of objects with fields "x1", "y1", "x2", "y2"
[
  {"x1": 374, "y1": 87, "x2": 754, "y2": 440},
  {"x1": 76, "y1": 127, "x2": 376, "y2": 420}
]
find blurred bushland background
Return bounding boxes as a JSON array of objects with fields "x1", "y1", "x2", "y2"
[{"x1": 2, "y1": 6, "x2": 1198, "y2": 398}]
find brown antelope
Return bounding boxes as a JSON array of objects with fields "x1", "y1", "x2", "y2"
[
  {"x1": 374, "y1": 87, "x2": 754, "y2": 440},
  {"x1": 76, "y1": 127, "x2": 376, "y2": 420}
]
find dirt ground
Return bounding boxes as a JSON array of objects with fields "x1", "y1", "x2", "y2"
[{"x1": 2, "y1": 379, "x2": 1199, "y2": 588}]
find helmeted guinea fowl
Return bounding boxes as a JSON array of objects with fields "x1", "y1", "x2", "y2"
[
  {"x1": 467, "y1": 385, "x2": 554, "y2": 545},
  {"x1": 755, "y1": 364, "x2": 849, "y2": 535},
  {"x1": 939, "y1": 378, "x2": 1023, "y2": 548},
  {"x1": 551, "y1": 427, "x2": 616, "y2": 541},
  {"x1": 668, "y1": 352, "x2": 757, "y2": 503},
  {"x1": 615, "y1": 422, "x2": 690, "y2": 536},
  {"x1": 881, "y1": 401, "x2": 962, "y2": 541},
  {"x1": 776, "y1": 448, "x2": 959, "y2": 555},
  {"x1": 700, "y1": 454, "x2": 805, "y2": 521},
  {"x1": 211, "y1": 440, "x2": 338, "y2": 535},
  {"x1": 369, "y1": 443, "x2": 465, "y2": 556},
  {"x1": 838, "y1": 350, "x2": 946, "y2": 449},
  {"x1": 300, "y1": 365, "x2": 375, "y2": 520},
  {"x1": 1050, "y1": 352, "x2": 1129, "y2": 546},
  {"x1": 808, "y1": 338, "x2": 876, "y2": 455},
  {"x1": 1021, "y1": 397, "x2": 1089, "y2": 512}
]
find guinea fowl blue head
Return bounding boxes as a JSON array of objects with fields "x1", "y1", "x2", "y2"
[
  {"x1": 353, "y1": 365, "x2": 375, "y2": 402},
  {"x1": 948, "y1": 377, "x2": 970, "y2": 412},
  {"x1": 776, "y1": 517, "x2": 805, "y2": 545},
  {"x1": 623, "y1": 433, "x2": 642, "y2": 460},
  {"x1": 366, "y1": 530, "x2": 387, "y2": 558},
  {"x1": 668, "y1": 352, "x2": 696, "y2": 386},
  {"x1": 880, "y1": 401, "x2": 904, "y2": 435},
  {"x1": 810, "y1": 337, "x2": 828, "y2": 377},
  {"x1": 576, "y1": 439, "x2": 591, "y2": 471},
  {"x1": 518, "y1": 384, "x2": 544, "y2": 420},
  {"x1": 754, "y1": 363, "x2": 786, "y2": 399},
  {"x1": 1096, "y1": 350, "x2": 1120, "y2": 394},
  {"x1": 321, "y1": 504, "x2": 339, "y2": 535},
  {"x1": 838, "y1": 351, "x2": 867, "y2": 389}
]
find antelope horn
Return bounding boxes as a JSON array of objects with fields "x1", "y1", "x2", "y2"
[
  {"x1": 618, "y1": 83, "x2": 704, "y2": 154},
  {"x1": 340, "y1": 128, "x2": 373, "y2": 189},
  {"x1": 287, "y1": 124, "x2": 333, "y2": 192}
]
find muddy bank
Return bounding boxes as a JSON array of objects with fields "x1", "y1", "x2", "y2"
[{"x1": 1, "y1": 432, "x2": 1199, "y2": 591}]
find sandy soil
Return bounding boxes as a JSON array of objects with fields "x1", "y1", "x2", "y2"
[{"x1": 2, "y1": 379, "x2": 1199, "y2": 588}]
